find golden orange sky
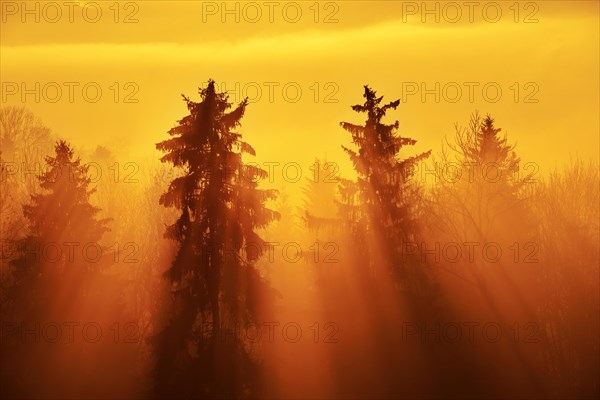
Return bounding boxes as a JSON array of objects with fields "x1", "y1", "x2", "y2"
[{"x1": 1, "y1": 1, "x2": 598, "y2": 189}]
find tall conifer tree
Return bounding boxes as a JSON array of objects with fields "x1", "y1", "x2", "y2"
[{"x1": 154, "y1": 80, "x2": 279, "y2": 398}]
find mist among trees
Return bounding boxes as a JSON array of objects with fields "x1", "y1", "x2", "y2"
[{"x1": 0, "y1": 81, "x2": 598, "y2": 399}]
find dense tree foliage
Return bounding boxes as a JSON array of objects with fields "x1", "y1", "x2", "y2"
[
  {"x1": 153, "y1": 80, "x2": 279, "y2": 398},
  {"x1": 338, "y1": 85, "x2": 431, "y2": 291}
]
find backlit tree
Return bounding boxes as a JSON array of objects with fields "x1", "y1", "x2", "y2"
[{"x1": 154, "y1": 79, "x2": 279, "y2": 399}]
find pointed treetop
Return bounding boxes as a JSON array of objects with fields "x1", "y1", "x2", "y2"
[
  {"x1": 348, "y1": 85, "x2": 400, "y2": 123},
  {"x1": 54, "y1": 140, "x2": 74, "y2": 163}
]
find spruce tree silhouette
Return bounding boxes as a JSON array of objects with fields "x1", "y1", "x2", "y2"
[
  {"x1": 423, "y1": 113, "x2": 543, "y2": 398},
  {"x1": 434, "y1": 112, "x2": 530, "y2": 245},
  {"x1": 1, "y1": 140, "x2": 111, "y2": 400},
  {"x1": 8, "y1": 140, "x2": 110, "y2": 314},
  {"x1": 339, "y1": 85, "x2": 431, "y2": 289},
  {"x1": 154, "y1": 79, "x2": 279, "y2": 399},
  {"x1": 327, "y1": 86, "x2": 437, "y2": 399}
]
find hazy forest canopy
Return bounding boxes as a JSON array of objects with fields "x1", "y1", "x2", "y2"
[{"x1": 1, "y1": 78, "x2": 598, "y2": 398}]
